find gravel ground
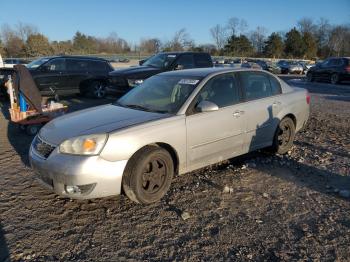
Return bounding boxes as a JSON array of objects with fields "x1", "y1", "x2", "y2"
[{"x1": 0, "y1": 76, "x2": 349, "y2": 261}]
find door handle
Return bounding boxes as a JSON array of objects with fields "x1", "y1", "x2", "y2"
[{"x1": 273, "y1": 101, "x2": 282, "y2": 106}]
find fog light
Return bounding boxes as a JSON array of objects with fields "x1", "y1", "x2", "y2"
[
  {"x1": 65, "y1": 183, "x2": 96, "y2": 195},
  {"x1": 65, "y1": 185, "x2": 81, "y2": 194}
]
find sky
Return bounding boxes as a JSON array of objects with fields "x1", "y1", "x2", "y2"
[{"x1": 0, "y1": 0, "x2": 349, "y2": 45}]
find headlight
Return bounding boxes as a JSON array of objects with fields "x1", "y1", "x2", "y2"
[
  {"x1": 127, "y1": 79, "x2": 143, "y2": 87},
  {"x1": 59, "y1": 134, "x2": 108, "y2": 155}
]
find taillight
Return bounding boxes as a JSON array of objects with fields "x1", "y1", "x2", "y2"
[
  {"x1": 346, "y1": 66, "x2": 350, "y2": 73},
  {"x1": 306, "y1": 92, "x2": 311, "y2": 105}
]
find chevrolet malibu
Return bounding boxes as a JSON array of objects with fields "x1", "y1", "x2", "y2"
[{"x1": 29, "y1": 68, "x2": 310, "y2": 204}]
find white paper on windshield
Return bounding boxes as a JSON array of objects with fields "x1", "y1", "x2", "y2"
[
  {"x1": 168, "y1": 55, "x2": 176, "y2": 58},
  {"x1": 178, "y1": 79, "x2": 199, "y2": 85}
]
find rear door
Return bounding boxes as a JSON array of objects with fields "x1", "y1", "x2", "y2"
[
  {"x1": 66, "y1": 58, "x2": 89, "y2": 93},
  {"x1": 237, "y1": 71, "x2": 282, "y2": 152},
  {"x1": 174, "y1": 54, "x2": 195, "y2": 69},
  {"x1": 34, "y1": 58, "x2": 67, "y2": 94},
  {"x1": 186, "y1": 73, "x2": 245, "y2": 170}
]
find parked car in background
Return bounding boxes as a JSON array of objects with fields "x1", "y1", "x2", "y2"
[
  {"x1": 26, "y1": 56, "x2": 114, "y2": 97},
  {"x1": 251, "y1": 60, "x2": 281, "y2": 74},
  {"x1": 3, "y1": 58, "x2": 28, "y2": 68},
  {"x1": 30, "y1": 67, "x2": 310, "y2": 203},
  {"x1": 241, "y1": 61, "x2": 262, "y2": 70},
  {"x1": 109, "y1": 57, "x2": 130, "y2": 63},
  {"x1": 277, "y1": 60, "x2": 303, "y2": 74},
  {"x1": 298, "y1": 61, "x2": 314, "y2": 74},
  {"x1": 108, "y1": 52, "x2": 213, "y2": 94},
  {"x1": 306, "y1": 57, "x2": 350, "y2": 84}
]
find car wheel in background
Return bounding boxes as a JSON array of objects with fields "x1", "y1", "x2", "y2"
[
  {"x1": 26, "y1": 124, "x2": 42, "y2": 136},
  {"x1": 330, "y1": 73, "x2": 339, "y2": 85},
  {"x1": 271, "y1": 117, "x2": 296, "y2": 155},
  {"x1": 306, "y1": 72, "x2": 314, "y2": 82},
  {"x1": 89, "y1": 80, "x2": 107, "y2": 99},
  {"x1": 122, "y1": 146, "x2": 174, "y2": 204}
]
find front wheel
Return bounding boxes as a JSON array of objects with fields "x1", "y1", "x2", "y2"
[
  {"x1": 306, "y1": 72, "x2": 314, "y2": 82},
  {"x1": 271, "y1": 117, "x2": 296, "y2": 155},
  {"x1": 330, "y1": 73, "x2": 339, "y2": 85},
  {"x1": 122, "y1": 146, "x2": 174, "y2": 204}
]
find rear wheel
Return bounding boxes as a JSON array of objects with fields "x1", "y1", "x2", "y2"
[
  {"x1": 330, "y1": 73, "x2": 339, "y2": 85},
  {"x1": 122, "y1": 146, "x2": 174, "y2": 204},
  {"x1": 271, "y1": 117, "x2": 296, "y2": 155},
  {"x1": 88, "y1": 80, "x2": 107, "y2": 99}
]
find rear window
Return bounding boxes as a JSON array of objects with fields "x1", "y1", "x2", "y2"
[
  {"x1": 67, "y1": 59, "x2": 89, "y2": 71},
  {"x1": 194, "y1": 53, "x2": 213, "y2": 67}
]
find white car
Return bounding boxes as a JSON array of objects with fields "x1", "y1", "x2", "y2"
[{"x1": 3, "y1": 58, "x2": 28, "y2": 68}]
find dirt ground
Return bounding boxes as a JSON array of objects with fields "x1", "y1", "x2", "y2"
[{"x1": 0, "y1": 76, "x2": 349, "y2": 261}]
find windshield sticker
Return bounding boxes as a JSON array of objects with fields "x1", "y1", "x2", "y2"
[
  {"x1": 178, "y1": 79, "x2": 199, "y2": 85},
  {"x1": 167, "y1": 55, "x2": 176, "y2": 58}
]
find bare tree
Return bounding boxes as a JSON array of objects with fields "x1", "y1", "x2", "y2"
[
  {"x1": 328, "y1": 25, "x2": 350, "y2": 56},
  {"x1": 297, "y1": 17, "x2": 316, "y2": 34},
  {"x1": 164, "y1": 28, "x2": 193, "y2": 51},
  {"x1": 140, "y1": 38, "x2": 161, "y2": 54},
  {"x1": 16, "y1": 22, "x2": 38, "y2": 42},
  {"x1": 1, "y1": 24, "x2": 25, "y2": 57},
  {"x1": 226, "y1": 17, "x2": 248, "y2": 36},
  {"x1": 250, "y1": 26, "x2": 268, "y2": 55},
  {"x1": 210, "y1": 24, "x2": 227, "y2": 50}
]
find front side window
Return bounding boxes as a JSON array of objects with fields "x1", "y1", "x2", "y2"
[
  {"x1": 116, "y1": 75, "x2": 202, "y2": 114},
  {"x1": 239, "y1": 71, "x2": 273, "y2": 101},
  {"x1": 143, "y1": 54, "x2": 177, "y2": 69},
  {"x1": 42, "y1": 58, "x2": 66, "y2": 72},
  {"x1": 194, "y1": 73, "x2": 240, "y2": 109}
]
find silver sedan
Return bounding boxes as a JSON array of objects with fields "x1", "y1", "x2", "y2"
[{"x1": 30, "y1": 68, "x2": 310, "y2": 204}]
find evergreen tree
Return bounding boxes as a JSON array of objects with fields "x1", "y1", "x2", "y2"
[
  {"x1": 284, "y1": 28, "x2": 304, "y2": 58},
  {"x1": 263, "y1": 32, "x2": 284, "y2": 58}
]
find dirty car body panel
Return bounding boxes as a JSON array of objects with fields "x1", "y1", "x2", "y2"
[{"x1": 29, "y1": 68, "x2": 310, "y2": 199}]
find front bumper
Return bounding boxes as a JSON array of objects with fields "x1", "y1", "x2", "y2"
[{"x1": 29, "y1": 143, "x2": 128, "y2": 199}]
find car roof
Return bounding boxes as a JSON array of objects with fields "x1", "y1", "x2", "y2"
[
  {"x1": 158, "y1": 67, "x2": 255, "y2": 78},
  {"x1": 158, "y1": 51, "x2": 209, "y2": 56},
  {"x1": 41, "y1": 55, "x2": 108, "y2": 62}
]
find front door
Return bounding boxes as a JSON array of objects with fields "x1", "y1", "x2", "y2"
[
  {"x1": 34, "y1": 58, "x2": 67, "y2": 95},
  {"x1": 186, "y1": 73, "x2": 245, "y2": 171}
]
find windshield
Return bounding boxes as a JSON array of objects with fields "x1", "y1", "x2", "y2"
[
  {"x1": 26, "y1": 58, "x2": 50, "y2": 69},
  {"x1": 143, "y1": 54, "x2": 177, "y2": 68},
  {"x1": 116, "y1": 75, "x2": 202, "y2": 114}
]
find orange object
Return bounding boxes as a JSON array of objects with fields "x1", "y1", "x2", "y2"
[{"x1": 83, "y1": 139, "x2": 96, "y2": 151}]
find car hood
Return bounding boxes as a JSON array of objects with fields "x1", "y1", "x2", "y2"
[
  {"x1": 109, "y1": 66, "x2": 163, "y2": 78},
  {"x1": 39, "y1": 104, "x2": 169, "y2": 145}
]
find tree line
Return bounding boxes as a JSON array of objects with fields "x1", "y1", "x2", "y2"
[{"x1": 0, "y1": 18, "x2": 349, "y2": 59}]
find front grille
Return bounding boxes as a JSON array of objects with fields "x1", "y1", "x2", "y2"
[{"x1": 33, "y1": 136, "x2": 56, "y2": 159}]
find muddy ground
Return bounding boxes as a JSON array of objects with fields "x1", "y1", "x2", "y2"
[{"x1": 0, "y1": 76, "x2": 349, "y2": 261}]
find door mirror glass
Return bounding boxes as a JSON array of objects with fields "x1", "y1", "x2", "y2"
[{"x1": 196, "y1": 100, "x2": 219, "y2": 112}]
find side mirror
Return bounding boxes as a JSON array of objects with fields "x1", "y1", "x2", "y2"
[
  {"x1": 196, "y1": 100, "x2": 219, "y2": 113},
  {"x1": 174, "y1": 64, "x2": 184, "y2": 70},
  {"x1": 139, "y1": 59, "x2": 145, "y2": 66}
]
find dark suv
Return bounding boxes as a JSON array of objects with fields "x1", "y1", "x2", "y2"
[
  {"x1": 108, "y1": 52, "x2": 213, "y2": 93},
  {"x1": 306, "y1": 57, "x2": 350, "y2": 84},
  {"x1": 26, "y1": 56, "x2": 114, "y2": 98}
]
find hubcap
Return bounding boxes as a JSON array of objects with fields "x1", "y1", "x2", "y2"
[
  {"x1": 278, "y1": 123, "x2": 292, "y2": 147},
  {"x1": 94, "y1": 83, "x2": 106, "y2": 98},
  {"x1": 141, "y1": 158, "x2": 167, "y2": 194}
]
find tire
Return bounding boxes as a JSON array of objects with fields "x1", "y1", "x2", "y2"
[
  {"x1": 88, "y1": 80, "x2": 107, "y2": 99},
  {"x1": 271, "y1": 117, "x2": 296, "y2": 155},
  {"x1": 330, "y1": 73, "x2": 339, "y2": 85},
  {"x1": 26, "y1": 124, "x2": 41, "y2": 136},
  {"x1": 122, "y1": 146, "x2": 174, "y2": 204},
  {"x1": 306, "y1": 72, "x2": 314, "y2": 82}
]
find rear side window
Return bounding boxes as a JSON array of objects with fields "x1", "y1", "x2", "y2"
[
  {"x1": 269, "y1": 75, "x2": 282, "y2": 95},
  {"x1": 195, "y1": 73, "x2": 240, "y2": 109},
  {"x1": 89, "y1": 60, "x2": 111, "y2": 72},
  {"x1": 67, "y1": 59, "x2": 89, "y2": 71},
  {"x1": 194, "y1": 53, "x2": 212, "y2": 67},
  {"x1": 239, "y1": 71, "x2": 273, "y2": 101},
  {"x1": 176, "y1": 54, "x2": 194, "y2": 69}
]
